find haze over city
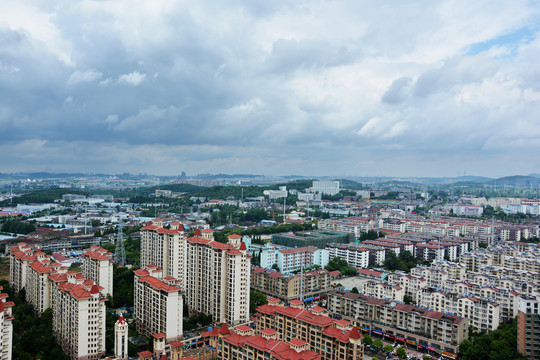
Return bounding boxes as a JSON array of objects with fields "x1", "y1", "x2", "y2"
[{"x1": 1, "y1": 0, "x2": 540, "y2": 177}]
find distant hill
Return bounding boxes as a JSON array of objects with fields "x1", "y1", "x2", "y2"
[
  {"x1": 0, "y1": 188, "x2": 90, "y2": 206},
  {"x1": 491, "y1": 175, "x2": 540, "y2": 187},
  {"x1": 528, "y1": 173, "x2": 540, "y2": 179},
  {"x1": 335, "y1": 179, "x2": 365, "y2": 190}
]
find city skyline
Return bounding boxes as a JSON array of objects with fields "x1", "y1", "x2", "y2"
[{"x1": 1, "y1": 1, "x2": 540, "y2": 177}]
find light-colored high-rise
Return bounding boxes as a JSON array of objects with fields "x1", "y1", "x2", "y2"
[
  {"x1": 0, "y1": 289, "x2": 14, "y2": 360},
  {"x1": 134, "y1": 265, "x2": 183, "y2": 342},
  {"x1": 82, "y1": 246, "x2": 114, "y2": 297},
  {"x1": 140, "y1": 220, "x2": 187, "y2": 289},
  {"x1": 139, "y1": 220, "x2": 251, "y2": 327},
  {"x1": 51, "y1": 273, "x2": 107, "y2": 360},
  {"x1": 9, "y1": 242, "x2": 34, "y2": 295},
  {"x1": 186, "y1": 232, "x2": 250, "y2": 325}
]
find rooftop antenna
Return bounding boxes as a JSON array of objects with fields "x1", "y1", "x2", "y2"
[{"x1": 115, "y1": 224, "x2": 126, "y2": 266}]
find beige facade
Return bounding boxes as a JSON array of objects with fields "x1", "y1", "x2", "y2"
[
  {"x1": 186, "y1": 234, "x2": 250, "y2": 325},
  {"x1": 416, "y1": 288, "x2": 500, "y2": 333},
  {"x1": 255, "y1": 300, "x2": 364, "y2": 360},
  {"x1": 140, "y1": 220, "x2": 187, "y2": 289},
  {"x1": 0, "y1": 291, "x2": 14, "y2": 360},
  {"x1": 82, "y1": 246, "x2": 114, "y2": 297},
  {"x1": 327, "y1": 290, "x2": 467, "y2": 353},
  {"x1": 134, "y1": 265, "x2": 183, "y2": 342},
  {"x1": 51, "y1": 273, "x2": 107, "y2": 360},
  {"x1": 250, "y1": 266, "x2": 338, "y2": 302}
]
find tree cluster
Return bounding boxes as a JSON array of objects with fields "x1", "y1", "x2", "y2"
[
  {"x1": 459, "y1": 319, "x2": 524, "y2": 360},
  {"x1": 325, "y1": 257, "x2": 357, "y2": 276},
  {"x1": 0, "y1": 281, "x2": 69, "y2": 360},
  {"x1": 383, "y1": 250, "x2": 427, "y2": 272},
  {"x1": 1, "y1": 219, "x2": 36, "y2": 234}
]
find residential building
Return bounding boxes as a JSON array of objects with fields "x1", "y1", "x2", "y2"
[
  {"x1": 82, "y1": 245, "x2": 114, "y2": 296},
  {"x1": 202, "y1": 324, "x2": 323, "y2": 360},
  {"x1": 186, "y1": 233, "x2": 250, "y2": 325},
  {"x1": 9, "y1": 242, "x2": 34, "y2": 295},
  {"x1": 134, "y1": 265, "x2": 183, "y2": 342},
  {"x1": 517, "y1": 294, "x2": 540, "y2": 360},
  {"x1": 0, "y1": 289, "x2": 14, "y2": 360},
  {"x1": 326, "y1": 243, "x2": 369, "y2": 268},
  {"x1": 51, "y1": 273, "x2": 107, "y2": 360},
  {"x1": 250, "y1": 267, "x2": 339, "y2": 302},
  {"x1": 255, "y1": 299, "x2": 364, "y2": 360},
  {"x1": 327, "y1": 290, "x2": 467, "y2": 356},
  {"x1": 140, "y1": 219, "x2": 187, "y2": 289}
]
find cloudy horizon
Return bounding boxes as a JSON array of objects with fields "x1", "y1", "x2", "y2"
[{"x1": 1, "y1": 1, "x2": 540, "y2": 178}]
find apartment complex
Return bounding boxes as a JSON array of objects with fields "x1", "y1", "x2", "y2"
[
  {"x1": 186, "y1": 233, "x2": 250, "y2": 325},
  {"x1": 517, "y1": 294, "x2": 540, "y2": 360},
  {"x1": 328, "y1": 290, "x2": 467, "y2": 356},
  {"x1": 134, "y1": 265, "x2": 183, "y2": 342},
  {"x1": 82, "y1": 245, "x2": 114, "y2": 296},
  {"x1": 201, "y1": 323, "x2": 323, "y2": 360},
  {"x1": 326, "y1": 243, "x2": 369, "y2": 268},
  {"x1": 140, "y1": 220, "x2": 187, "y2": 288},
  {"x1": 10, "y1": 243, "x2": 109, "y2": 360},
  {"x1": 140, "y1": 219, "x2": 251, "y2": 327},
  {"x1": 251, "y1": 266, "x2": 339, "y2": 302},
  {"x1": 254, "y1": 299, "x2": 364, "y2": 360},
  {"x1": 51, "y1": 273, "x2": 107, "y2": 360},
  {"x1": 415, "y1": 288, "x2": 500, "y2": 332}
]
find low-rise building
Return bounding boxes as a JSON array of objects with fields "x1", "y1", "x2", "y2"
[
  {"x1": 255, "y1": 299, "x2": 364, "y2": 360},
  {"x1": 250, "y1": 267, "x2": 339, "y2": 302},
  {"x1": 327, "y1": 290, "x2": 467, "y2": 355}
]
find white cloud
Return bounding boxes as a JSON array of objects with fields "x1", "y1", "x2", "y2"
[
  {"x1": 67, "y1": 70, "x2": 102, "y2": 85},
  {"x1": 117, "y1": 71, "x2": 146, "y2": 86}
]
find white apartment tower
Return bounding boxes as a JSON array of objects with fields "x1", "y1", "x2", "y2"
[
  {"x1": 133, "y1": 265, "x2": 183, "y2": 342},
  {"x1": 82, "y1": 246, "x2": 114, "y2": 296},
  {"x1": 52, "y1": 274, "x2": 107, "y2": 360},
  {"x1": 115, "y1": 315, "x2": 129, "y2": 360},
  {"x1": 9, "y1": 242, "x2": 34, "y2": 295},
  {"x1": 140, "y1": 220, "x2": 187, "y2": 289},
  {"x1": 186, "y1": 233, "x2": 250, "y2": 325},
  {"x1": 0, "y1": 290, "x2": 14, "y2": 360}
]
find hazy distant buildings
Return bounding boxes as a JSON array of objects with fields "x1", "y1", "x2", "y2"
[{"x1": 310, "y1": 180, "x2": 340, "y2": 195}]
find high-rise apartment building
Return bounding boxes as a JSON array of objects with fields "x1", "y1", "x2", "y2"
[
  {"x1": 51, "y1": 273, "x2": 107, "y2": 360},
  {"x1": 9, "y1": 242, "x2": 34, "y2": 295},
  {"x1": 82, "y1": 246, "x2": 114, "y2": 296},
  {"x1": 186, "y1": 233, "x2": 250, "y2": 325},
  {"x1": 140, "y1": 220, "x2": 187, "y2": 289},
  {"x1": 139, "y1": 220, "x2": 251, "y2": 328},
  {"x1": 134, "y1": 265, "x2": 183, "y2": 342},
  {"x1": 0, "y1": 289, "x2": 14, "y2": 360},
  {"x1": 518, "y1": 294, "x2": 540, "y2": 360}
]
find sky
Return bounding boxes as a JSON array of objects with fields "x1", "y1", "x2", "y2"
[{"x1": 1, "y1": 0, "x2": 540, "y2": 178}]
